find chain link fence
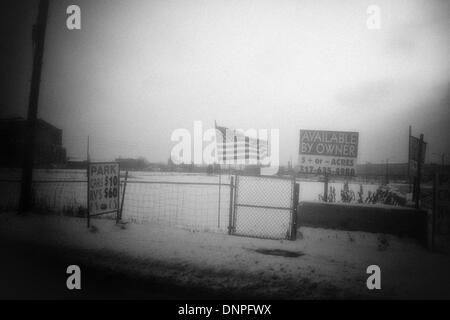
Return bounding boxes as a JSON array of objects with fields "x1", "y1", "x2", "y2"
[
  {"x1": 231, "y1": 175, "x2": 297, "y2": 240},
  {"x1": 122, "y1": 179, "x2": 231, "y2": 232},
  {"x1": 32, "y1": 180, "x2": 88, "y2": 216},
  {"x1": 0, "y1": 170, "x2": 299, "y2": 240},
  {"x1": 0, "y1": 171, "x2": 234, "y2": 233}
]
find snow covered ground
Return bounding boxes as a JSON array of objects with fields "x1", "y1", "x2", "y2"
[{"x1": 1, "y1": 212, "x2": 449, "y2": 299}]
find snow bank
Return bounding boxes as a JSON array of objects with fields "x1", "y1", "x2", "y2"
[{"x1": 1, "y1": 212, "x2": 450, "y2": 298}]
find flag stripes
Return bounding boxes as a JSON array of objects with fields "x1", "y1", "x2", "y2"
[{"x1": 215, "y1": 124, "x2": 269, "y2": 164}]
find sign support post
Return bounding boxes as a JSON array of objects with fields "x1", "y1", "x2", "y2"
[
  {"x1": 409, "y1": 129, "x2": 426, "y2": 206},
  {"x1": 118, "y1": 170, "x2": 128, "y2": 222},
  {"x1": 416, "y1": 134, "x2": 424, "y2": 209}
]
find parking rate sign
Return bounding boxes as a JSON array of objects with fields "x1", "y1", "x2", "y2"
[
  {"x1": 299, "y1": 130, "x2": 359, "y2": 176},
  {"x1": 88, "y1": 162, "x2": 120, "y2": 215}
]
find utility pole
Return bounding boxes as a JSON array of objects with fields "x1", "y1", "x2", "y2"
[{"x1": 19, "y1": 0, "x2": 50, "y2": 212}]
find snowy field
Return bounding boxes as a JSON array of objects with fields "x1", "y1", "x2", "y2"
[
  {"x1": 1, "y1": 212, "x2": 449, "y2": 299},
  {"x1": 0, "y1": 169, "x2": 381, "y2": 235}
]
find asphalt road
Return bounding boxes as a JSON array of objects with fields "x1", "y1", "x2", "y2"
[{"x1": 0, "y1": 238, "x2": 191, "y2": 299}]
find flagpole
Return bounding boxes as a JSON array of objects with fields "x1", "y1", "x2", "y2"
[
  {"x1": 218, "y1": 163, "x2": 221, "y2": 229},
  {"x1": 215, "y1": 120, "x2": 221, "y2": 229}
]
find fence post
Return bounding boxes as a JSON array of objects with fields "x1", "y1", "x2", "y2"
[
  {"x1": 228, "y1": 176, "x2": 235, "y2": 235},
  {"x1": 291, "y1": 180, "x2": 299, "y2": 240},
  {"x1": 87, "y1": 164, "x2": 90, "y2": 228},
  {"x1": 218, "y1": 172, "x2": 222, "y2": 229},
  {"x1": 118, "y1": 170, "x2": 128, "y2": 222}
]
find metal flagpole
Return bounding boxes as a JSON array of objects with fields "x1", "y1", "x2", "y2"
[
  {"x1": 218, "y1": 165, "x2": 221, "y2": 228},
  {"x1": 215, "y1": 121, "x2": 221, "y2": 229}
]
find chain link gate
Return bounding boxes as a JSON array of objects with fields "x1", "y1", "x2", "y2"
[{"x1": 229, "y1": 175, "x2": 299, "y2": 240}]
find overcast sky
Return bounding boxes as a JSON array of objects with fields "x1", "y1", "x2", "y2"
[{"x1": 1, "y1": 0, "x2": 449, "y2": 164}]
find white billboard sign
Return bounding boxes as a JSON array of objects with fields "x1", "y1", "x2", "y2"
[{"x1": 299, "y1": 130, "x2": 359, "y2": 176}]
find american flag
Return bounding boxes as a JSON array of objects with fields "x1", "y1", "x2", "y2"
[{"x1": 215, "y1": 122, "x2": 269, "y2": 165}]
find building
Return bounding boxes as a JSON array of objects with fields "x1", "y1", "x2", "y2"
[
  {"x1": 115, "y1": 157, "x2": 150, "y2": 171},
  {"x1": 0, "y1": 117, "x2": 66, "y2": 168}
]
